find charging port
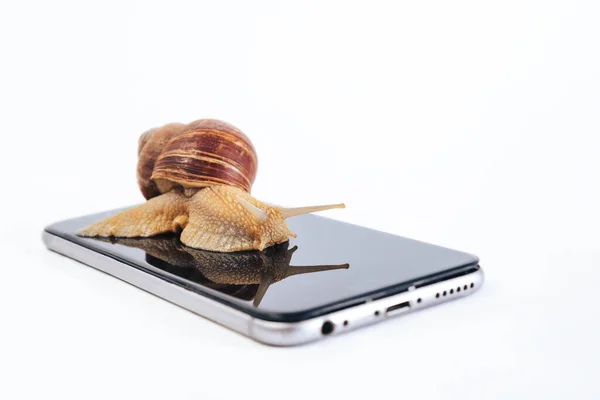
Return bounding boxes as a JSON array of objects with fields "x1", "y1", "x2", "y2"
[{"x1": 386, "y1": 301, "x2": 411, "y2": 316}]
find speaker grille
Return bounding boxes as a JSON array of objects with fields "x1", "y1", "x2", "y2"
[{"x1": 436, "y1": 282, "x2": 475, "y2": 299}]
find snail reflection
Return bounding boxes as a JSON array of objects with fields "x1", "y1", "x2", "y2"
[{"x1": 94, "y1": 236, "x2": 349, "y2": 307}]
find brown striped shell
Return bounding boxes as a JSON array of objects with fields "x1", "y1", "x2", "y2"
[{"x1": 137, "y1": 119, "x2": 258, "y2": 200}]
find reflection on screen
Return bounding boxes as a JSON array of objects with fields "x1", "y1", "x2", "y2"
[{"x1": 94, "y1": 237, "x2": 349, "y2": 307}]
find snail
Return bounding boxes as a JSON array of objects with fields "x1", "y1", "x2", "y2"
[
  {"x1": 94, "y1": 237, "x2": 349, "y2": 307},
  {"x1": 78, "y1": 119, "x2": 345, "y2": 252}
]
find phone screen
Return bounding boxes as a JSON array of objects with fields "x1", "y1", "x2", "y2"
[{"x1": 46, "y1": 210, "x2": 479, "y2": 321}]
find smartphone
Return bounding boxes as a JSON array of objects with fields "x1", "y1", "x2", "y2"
[{"x1": 43, "y1": 208, "x2": 483, "y2": 346}]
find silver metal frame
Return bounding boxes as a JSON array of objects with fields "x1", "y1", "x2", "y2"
[{"x1": 43, "y1": 231, "x2": 484, "y2": 347}]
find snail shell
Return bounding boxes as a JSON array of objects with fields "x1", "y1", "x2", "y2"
[{"x1": 137, "y1": 119, "x2": 258, "y2": 200}]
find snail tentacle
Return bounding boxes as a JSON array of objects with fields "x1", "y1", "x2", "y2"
[{"x1": 280, "y1": 203, "x2": 346, "y2": 219}]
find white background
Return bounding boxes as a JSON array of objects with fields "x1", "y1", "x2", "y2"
[{"x1": 1, "y1": 1, "x2": 599, "y2": 399}]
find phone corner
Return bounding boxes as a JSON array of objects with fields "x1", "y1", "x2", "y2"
[{"x1": 248, "y1": 317, "x2": 322, "y2": 347}]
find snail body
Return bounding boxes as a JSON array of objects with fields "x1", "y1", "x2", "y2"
[{"x1": 79, "y1": 119, "x2": 344, "y2": 252}]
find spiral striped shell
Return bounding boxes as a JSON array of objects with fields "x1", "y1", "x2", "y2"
[{"x1": 137, "y1": 119, "x2": 258, "y2": 200}]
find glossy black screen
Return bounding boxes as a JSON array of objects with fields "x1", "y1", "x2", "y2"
[{"x1": 46, "y1": 209, "x2": 479, "y2": 321}]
